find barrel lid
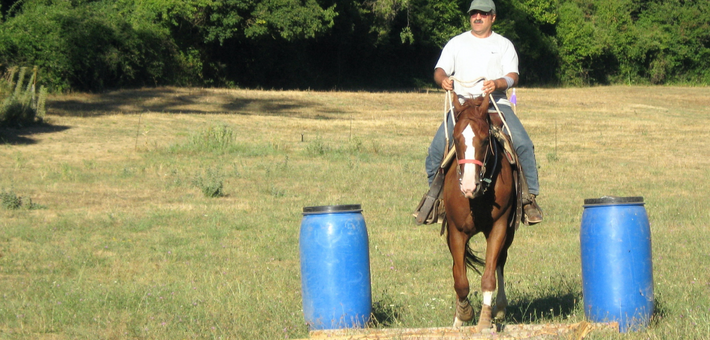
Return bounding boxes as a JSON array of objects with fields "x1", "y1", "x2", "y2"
[
  {"x1": 303, "y1": 204, "x2": 362, "y2": 215},
  {"x1": 584, "y1": 196, "x2": 644, "y2": 206}
]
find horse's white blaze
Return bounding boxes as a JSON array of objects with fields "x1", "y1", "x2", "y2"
[
  {"x1": 460, "y1": 124, "x2": 477, "y2": 195},
  {"x1": 482, "y1": 291, "x2": 493, "y2": 306}
]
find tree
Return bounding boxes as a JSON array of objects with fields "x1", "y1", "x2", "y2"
[
  {"x1": 121, "y1": 0, "x2": 337, "y2": 44},
  {"x1": 634, "y1": 0, "x2": 710, "y2": 83},
  {"x1": 556, "y1": 0, "x2": 611, "y2": 85}
]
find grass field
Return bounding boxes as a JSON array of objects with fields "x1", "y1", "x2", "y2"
[{"x1": 1, "y1": 86, "x2": 709, "y2": 339}]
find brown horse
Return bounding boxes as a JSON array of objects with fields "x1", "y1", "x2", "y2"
[{"x1": 443, "y1": 93, "x2": 519, "y2": 330}]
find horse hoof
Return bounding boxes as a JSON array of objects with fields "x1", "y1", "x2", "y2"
[
  {"x1": 453, "y1": 316, "x2": 465, "y2": 328},
  {"x1": 455, "y1": 298, "x2": 474, "y2": 322},
  {"x1": 475, "y1": 304, "x2": 493, "y2": 332},
  {"x1": 493, "y1": 303, "x2": 506, "y2": 321},
  {"x1": 475, "y1": 322, "x2": 495, "y2": 333}
]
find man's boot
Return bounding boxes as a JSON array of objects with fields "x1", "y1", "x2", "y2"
[{"x1": 523, "y1": 194, "x2": 543, "y2": 225}]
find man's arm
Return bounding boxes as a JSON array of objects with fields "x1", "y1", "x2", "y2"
[
  {"x1": 483, "y1": 72, "x2": 518, "y2": 95},
  {"x1": 434, "y1": 68, "x2": 453, "y2": 91}
]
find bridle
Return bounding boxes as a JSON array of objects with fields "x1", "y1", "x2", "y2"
[{"x1": 455, "y1": 120, "x2": 499, "y2": 199}]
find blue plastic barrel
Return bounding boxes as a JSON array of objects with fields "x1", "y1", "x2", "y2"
[
  {"x1": 580, "y1": 196, "x2": 654, "y2": 332},
  {"x1": 299, "y1": 204, "x2": 371, "y2": 330}
]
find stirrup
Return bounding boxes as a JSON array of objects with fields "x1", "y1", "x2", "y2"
[
  {"x1": 523, "y1": 194, "x2": 543, "y2": 225},
  {"x1": 414, "y1": 171, "x2": 445, "y2": 225}
]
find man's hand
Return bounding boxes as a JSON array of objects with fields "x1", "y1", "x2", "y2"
[
  {"x1": 441, "y1": 77, "x2": 454, "y2": 91},
  {"x1": 434, "y1": 68, "x2": 453, "y2": 91},
  {"x1": 482, "y1": 80, "x2": 496, "y2": 95}
]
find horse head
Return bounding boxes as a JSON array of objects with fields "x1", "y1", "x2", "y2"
[{"x1": 451, "y1": 93, "x2": 491, "y2": 199}]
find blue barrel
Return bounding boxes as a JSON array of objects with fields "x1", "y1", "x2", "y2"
[
  {"x1": 580, "y1": 196, "x2": 654, "y2": 332},
  {"x1": 299, "y1": 204, "x2": 371, "y2": 330}
]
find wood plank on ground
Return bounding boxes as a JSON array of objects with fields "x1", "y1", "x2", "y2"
[{"x1": 300, "y1": 321, "x2": 618, "y2": 340}]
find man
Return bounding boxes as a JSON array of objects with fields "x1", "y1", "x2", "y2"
[{"x1": 425, "y1": 0, "x2": 543, "y2": 224}]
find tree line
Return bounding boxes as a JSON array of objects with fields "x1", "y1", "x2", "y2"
[{"x1": 0, "y1": 0, "x2": 707, "y2": 92}]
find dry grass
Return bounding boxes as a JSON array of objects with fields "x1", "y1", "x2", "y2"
[{"x1": 1, "y1": 86, "x2": 709, "y2": 339}]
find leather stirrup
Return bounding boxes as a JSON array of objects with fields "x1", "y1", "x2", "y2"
[{"x1": 414, "y1": 170, "x2": 445, "y2": 225}]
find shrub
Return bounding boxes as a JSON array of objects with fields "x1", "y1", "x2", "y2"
[
  {"x1": 0, "y1": 1, "x2": 182, "y2": 91},
  {"x1": 0, "y1": 190, "x2": 22, "y2": 210},
  {"x1": 0, "y1": 189, "x2": 44, "y2": 210},
  {"x1": 0, "y1": 66, "x2": 47, "y2": 127},
  {"x1": 168, "y1": 124, "x2": 236, "y2": 154},
  {"x1": 192, "y1": 167, "x2": 225, "y2": 198},
  {"x1": 188, "y1": 124, "x2": 235, "y2": 152}
]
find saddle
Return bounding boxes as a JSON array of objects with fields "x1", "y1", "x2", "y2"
[{"x1": 414, "y1": 122, "x2": 525, "y2": 230}]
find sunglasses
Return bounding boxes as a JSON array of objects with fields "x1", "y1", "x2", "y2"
[{"x1": 470, "y1": 10, "x2": 492, "y2": 17}]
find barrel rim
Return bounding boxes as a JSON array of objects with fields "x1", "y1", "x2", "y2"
[
  {"x1": 303, "y1": 204, "x2": 362, "y2": 214},
  {"x1": 584, "y1": 196, "x2": 644, "y2": 206}
]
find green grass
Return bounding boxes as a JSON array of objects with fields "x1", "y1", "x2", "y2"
[{"x1": 1, "y1": 86, "x2": 709, "y2": 339}]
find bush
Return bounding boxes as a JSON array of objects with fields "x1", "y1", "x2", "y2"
[
  {"x1": 0, "y1": 1, "x2": 182, "y2": 91},
  {"x1": 167, "y1": 124, "x2": 237, "y2": 154},
  {"x1": 0, "y1": 189, "x2": 44, "y2": 210},
  {"x1": 192, "y1": 168, "x2": 225, "y2": 198},
  {"x1": 188, "y1": 124, "x2": 236, "y2": 153},
  {"x1": 0, "y1": 66, "x2": 47, "y2": 127}
]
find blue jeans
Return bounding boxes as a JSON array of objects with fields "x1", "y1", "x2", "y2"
[{"x1": 425, "y1": 105, "x2": 540, "y2": 196}]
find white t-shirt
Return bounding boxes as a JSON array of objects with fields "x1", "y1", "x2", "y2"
[{"x1": 435, "y1": 31, "x2": 518, "y2": 105}]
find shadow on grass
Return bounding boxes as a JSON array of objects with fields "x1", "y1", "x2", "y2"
[
  {"x1": 648, "y1": 298, "x2": 667, "y2": 327},
  {"x1": 506, "y1": 291, "x2": 581, "y2": 323},
  {"x1": 0, "y1": 123, "x2": 71, "y2": 145},
  {"x1": 48, "y1": 87, "x2": 350, "y2": 119},
  {"x1": 370, "y1": 296, "x2": 402, "y2": 328}
]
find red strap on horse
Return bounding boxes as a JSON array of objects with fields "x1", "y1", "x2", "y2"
[{"x1": 458, "y1": 159, "x2": 483, "y2": 166}]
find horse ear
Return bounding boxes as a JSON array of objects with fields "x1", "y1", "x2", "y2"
[
  {"x1": 478, "y1": 94, "x2": 491, "y2": 119},
  {"x1": 450, "y1": 91, "x2": 465, "y2": 119}
]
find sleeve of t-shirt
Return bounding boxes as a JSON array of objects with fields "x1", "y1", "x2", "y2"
[
  {"x1": 501, "y1": 39, "x2": 519, "y2": 75},
  {"x1": 434, "y1": 41, "x2": 456, "y2": 76}
]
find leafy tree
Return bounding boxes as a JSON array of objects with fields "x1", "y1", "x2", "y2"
[
  {"x1": 495, "y1": 0, "x2": 559, "y2": 84},
  {"x1": 2, "y1": 0, "x2": 709, "y2": 90},
  {"x1": 121, "y1": 0, "x2": 337, "y2": 44},
  {"x1": 634, "y1": 0, "x2": 710, "y2": 84},
  {"x1": 555, "y1": 0, "x2": 710, "y2": 85},
  {"x1": 556, "y1": 1, "x2": 609, "y2": 85},
  {"x1": 0, "y1": 1, "x2": 179, "y2": 91}
]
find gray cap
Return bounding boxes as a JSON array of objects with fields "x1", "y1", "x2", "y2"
[{"x1": 468, "y1": 0, "x2": 496, "y2": 14}]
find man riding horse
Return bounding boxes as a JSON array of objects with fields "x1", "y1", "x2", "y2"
[{"x1": 424, "y1": 0, "x2": 543, "y2": 224}]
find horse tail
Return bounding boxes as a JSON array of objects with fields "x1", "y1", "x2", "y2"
[{"x1": 465, "y1": 243, "x2": 485, "y2": 275}]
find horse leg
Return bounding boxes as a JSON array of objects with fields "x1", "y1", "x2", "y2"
[
  {"x1": 448, "y1": 227, "x2": 473, "y2": 328},
  {"x1": 477, "y1": 222, "x2": 508, "y2": 331},
  {"x1": 493, "y1": 266, "x2": 507, "y2": 321},
  {"x1": 476, "y1": 265, "x2": 497, "y2": 331},
  {"x1": 493, "y1": 224, "x2": 515, "y2": 321}
]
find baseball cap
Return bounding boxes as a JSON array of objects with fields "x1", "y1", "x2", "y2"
[{"x1": 468, "y1": 0, "x2": 496, "y2": 14}]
